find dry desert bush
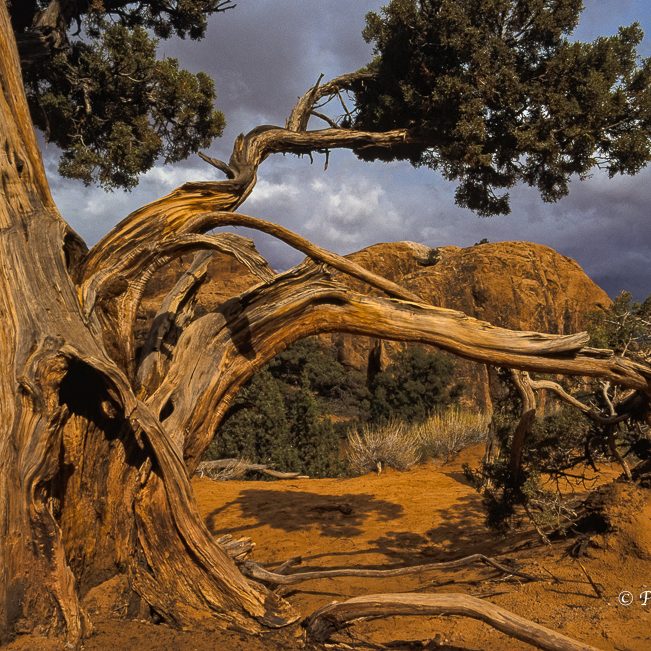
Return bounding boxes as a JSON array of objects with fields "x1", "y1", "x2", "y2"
[
  {"x1": 346, "y1": 419, "x2": 422, "y2": 474},
  {"x1": 417, "y1": 407, "x2": 490, "y2": 461},
  {"x1": 346, "y1": 407, "x2": 490, "y2": 474}
]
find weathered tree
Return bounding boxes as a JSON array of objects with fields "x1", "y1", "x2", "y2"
[{"x1": 1, "y1": 0, "x2": 650, "y2": 647}]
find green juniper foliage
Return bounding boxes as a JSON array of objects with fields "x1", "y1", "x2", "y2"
[
  {"x1": 369, "y1": 346, "x2": 457, "y2": 423},
  {"x1": 11, "y1": 1, "x2": 228, "y2": 190},
  {"x1": 208, "y1": 369, "x2": 300, "y2": 471},
  {"x1": 285, "y1": 385, "x2": 344, "y2": 478},
  {"x1": 354, "y1": 0, "x2": 651, "y2": 215},
  {"x1": 208, "y1": 340, "x2": 458, "y2": 477},
  {"x1": 208, "y1": 343, "x2": 349, "y2": 477},
  {"x1": 267, "y1": 339, "x2": 370, "y2": 418}
]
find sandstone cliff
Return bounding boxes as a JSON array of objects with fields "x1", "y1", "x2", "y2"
[{"x1": 324, "y1": 240, "x2": 611, "y2": 410}]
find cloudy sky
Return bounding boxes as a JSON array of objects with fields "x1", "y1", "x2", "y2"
[{"x1": 45, "y1": 0, "x2": 651, "y2": 299}]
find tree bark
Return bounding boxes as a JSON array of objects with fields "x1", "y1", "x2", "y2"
[{"x1": 509, "y1": 371, "x2": 538, "y2": 488}]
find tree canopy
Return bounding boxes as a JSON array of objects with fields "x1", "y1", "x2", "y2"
[
  {"x1": 353, "y1": 0, "x2": 651, "y2": 215},
  {"x1": 10, "y1": 0, "x2": 231, "y2": 189},
  {"x1": 11, "y1": 0, "x2": 651, "y2": 210}
]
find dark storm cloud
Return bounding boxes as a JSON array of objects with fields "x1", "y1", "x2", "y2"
[
  {"x1": 49, "y1": 1, "x2": 651, "y2": 300},
  {"x1": 161, "y1": 0, "x2": 381, "y2": 141}
]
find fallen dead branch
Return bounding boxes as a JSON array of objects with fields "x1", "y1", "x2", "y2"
[
  {"x1": 241, "y1": 553, "x2": 541, "y2": 586},
  {"x1": 305, "y1": 592, "x2": 599, "y2": 651},
  {"x1": 195, "y1": 459, "x2": 308, "y2": 480},
  {"x1": 575, "y1": 560, "x2": 605, "y2": 600}
]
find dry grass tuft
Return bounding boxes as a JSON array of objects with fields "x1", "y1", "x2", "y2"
[
  {"x1": 417, "y1": 407, "x2": 490, "y2": 461},
  {"x1": 346, "y1": 419, "x2": 421, "y2": 474},
  {"x1": 346, "y1": 407, "x2": 490, "y2": 474}
]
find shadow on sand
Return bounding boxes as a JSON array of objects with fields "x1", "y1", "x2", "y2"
[
  {"x1": 371, "y1": 493, "x2": 492, "y2": 563},
  {"x1": 207, "y1": 489, "x2": 404, "y2": 538}
]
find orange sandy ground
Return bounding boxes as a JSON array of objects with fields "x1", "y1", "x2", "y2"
[{"x1": 6, "y1": 446, "x2": 651, "y2": 650}]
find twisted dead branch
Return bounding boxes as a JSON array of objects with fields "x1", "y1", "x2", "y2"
[
  {"x1": 241, "y1": 554, "x2": 541, "y2": 586},
  {"x1": 305, "y1": 592, "x2": 599, "y2": 650},
  {"x1": 196, "y1": 459, "x2": 308, "y2": 480}
]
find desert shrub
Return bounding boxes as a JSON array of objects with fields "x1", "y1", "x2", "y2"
[
  {"x1": 417, "y1": 407, "x2": 490, "y2": 461},
  {"x1": 206, "y1": 370, "x2": 299, "y2": 470},
  {"x1": 471, "y1": 402, "x2": 597, "y2": 531},
  {"x1": 285, "y1": 386, "x2": 345, "y2": 477},
  {"x1": 207, "y1": 354, "x2": 345, "y2": 478},
  {"x1": 422, "y1": 247, "x2": 441, "y2": 265},
  {"x1": 346, "y1": 419, "x2": 421, "y2": 474},
  {"x1": 368, "y1": 346, "x2": 458, "y2": 423},
  {"x1": 268, "y1": 338, "x2": 370, "y2": 417},
  {"x1": 528, "y1": 408, "x2": 593, "y2": 471},
  {"x1": 207, "y1": 340, "x2": 464, "y2": 478}
]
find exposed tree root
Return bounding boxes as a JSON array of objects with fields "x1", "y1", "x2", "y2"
[
  {"x1": 304, "y1": 592, "x2": 599, "y2": 650},
  {"x1": 241, "y1": 554, "x2": 541, "y2": 586}
]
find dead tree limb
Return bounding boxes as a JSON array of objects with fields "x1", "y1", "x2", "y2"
[
  {"x1": 241, "y1": 554, "x2": 541, "y2": 586},
  {"x1": 195, "y1": 459, "x2": 308, "y2": 480},
  {"x1": 136, "y1": 251, "x2": 214, "y2": 391},
  {"x1": 509, "y1": 371, "x2": 538, "y2": 488},
  {"x1": 527, "y1": 377, "x2": 629, "y2": 425},
  {"x1": 305, "y1": 593, "x2": 599, "y2": 651},
  {"x1": 215, "y1": 534, "x2": 256, "y2": 562},
  {"x1": 83, "y1": 230, "x2": 274, "y2": 373},
  {"x1": 522, "y1": 375, "x2": 635, "y2": 479},
  {"x1": 79, "y1": 126, "x2": 418, "y2": 291}
]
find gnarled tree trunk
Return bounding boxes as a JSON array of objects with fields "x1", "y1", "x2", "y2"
[
  {"x1": 0, "y1": 5, "x2": 292, "y2": 645},
  {"x1": 0, "y1": 3, "x2": 649, "y2": 646}
]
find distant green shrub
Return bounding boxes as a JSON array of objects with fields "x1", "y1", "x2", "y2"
[
  {"x1": 207, "y1": 343, "x2": 346, "y2": 478},
  {"x1": 268, "y1": 339, "x2": 370, "y2": 418},
  {"x1": 206, "y1": 369, "x2": 299, "y2": 470},
  {"x1": 207, "y1": 340, "x2": 462, "y2": 479},
  {"x1": 285, "y1": 386, "x2": 345, "y2": 477},
  {"x1": 422, "y1": 247, "x2": 441, "y2": 265},
  {"x1": 369, "y1": 346, "x2": 458, "y2": 423}
]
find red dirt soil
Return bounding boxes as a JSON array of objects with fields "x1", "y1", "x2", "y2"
[{"x1": 5, "y1": 446, "x2": 651, "y2": 650}]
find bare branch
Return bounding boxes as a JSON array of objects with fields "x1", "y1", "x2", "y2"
[
  {"x1": 311, "y1": 110, "x2": 339, "y2": 129},
  {"x1": 509, "y1": 370, "x2": 537, "y2": 487},
  {"x1": 241, "y1": 553, "x2": 540, "y2": 586},
  {"x1": 527, "y1": 377, "x2": 629, "y2": 425},
  {"x1": 145, "y1": 265, "x2": 649, "y2": 470},
  {"x1": 196, "y1": 459, "x2": 308, "y2": 480},
  {"x1": 137, "y1": 251, "x2": 214, "y2": 391},
  {"x1": 305, "y1": 592, "x2": 599, "y2": 650},
  {"x1": 286, "y1": 70, "x2": 374, "y2": 132},
  {"x1": 79, "y1": 125, "x2": 416, "y2": 294},
  {"x1": 198, "y1": 151, "x2": 236, "y2": 179}
]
